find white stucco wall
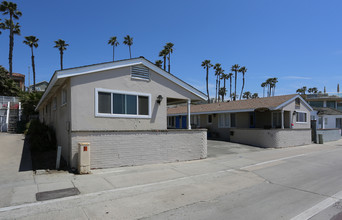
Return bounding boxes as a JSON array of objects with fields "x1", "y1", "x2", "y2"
[
  {"x1": 70, "y1": 66, "x2": 201, "y2": 131},
  {"x1": 230, "y1": 128, "x2": 311, "y2": 148},
  {"x1": 71, "y1": 129, "x2": 207, "y2": 169}
]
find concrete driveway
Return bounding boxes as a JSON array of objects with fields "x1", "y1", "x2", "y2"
[
  {"x1": 0, "y1": 133, "x2": 35, "y2": 207},
  {"x1": 207, "y1": 139, "x2": 266, "y2": 158}
]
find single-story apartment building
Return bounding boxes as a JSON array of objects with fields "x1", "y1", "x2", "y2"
[
  {"x1": 168, "y1": 94, "x2": 313, "y2": 148},
  {"x1": 36, "y1": 57, "x2": 207, "y2": 170}
]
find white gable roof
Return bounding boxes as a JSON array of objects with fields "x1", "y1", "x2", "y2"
[{"x1": 36, "y1": 57, "x2": 207, "y2": 110}]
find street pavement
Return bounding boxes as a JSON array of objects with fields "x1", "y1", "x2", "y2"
[{"x1": 1, "y1": 133, "x2": 342, "y2": 219}]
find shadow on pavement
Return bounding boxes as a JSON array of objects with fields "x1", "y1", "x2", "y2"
[{"x1": 18, "y1": 137, "x2": 33, "y2": 172}]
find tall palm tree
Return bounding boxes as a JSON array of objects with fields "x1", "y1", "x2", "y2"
[
  {"x1": 201, "y1": 60, "x2": 213, "y2": 103},
  {"x1": 220, "y1": 73, "x2": 229, "y2": 102},
  {"x1": 0, "y1": 18, "x2": 2, "y2": 35},
  {"x1": 228, "y1": 73, "x2": 233, "y2": 100},
  {"x1": 0, "y1": 1, "x2": 22, "y2": 77},
  {"x1": 23, "y1": 36, "x2": 38, "y2": 92},
  {"x1": 261, "y1": 82, "x2": 267, "y2": 97},
  {"x1": 123, "y1": 35, "x2": 133, "y2": 58},
  {"x1": 213, "y1": 63, "x2": 221, "y2": 101},
  {"x1": 219, "y1": 87, "x2": 226, "y2": 101},
  {"x1": 54, "y1": 39, "x2": 69, "y2": 70},
  {"x1": 239, "y1": 66, "x2": 247, "y2": 100},
  {"x1": 159, "y1": 49, "x2": 168, "y2": 71},
  {"x1": 155, "y1": 60, "x2": 163, "y2": 68},
  {"x1": 164, "y1": 42, "x2": 174, "y2": 73},
  {"x1": 231, "y1": 64, "x2": 240, "y2": 101},
  {"x1": 108, "y1": 36, "x2": 119, "y2": 61}
]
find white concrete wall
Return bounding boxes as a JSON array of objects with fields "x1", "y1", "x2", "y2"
[
  {"x1": 71, "y1": 129, "x2": 207, "y2": 169},
  {"x1": 283, "y1": 98, "x2": 311, "y2": 129},
  {"x1": 230, "y1": 128, "x2": 311, "y2": 148}
]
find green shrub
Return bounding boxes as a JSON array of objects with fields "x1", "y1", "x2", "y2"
[{"x1": 26, "y1": 120, "x2": 57, "y2": 152}]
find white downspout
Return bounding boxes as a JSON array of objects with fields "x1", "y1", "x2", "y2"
[
  {"x1": 6, "y1": 101, "x2": 10, "y2": 131},
  {"x1": 281, "y1": 109, "x2": 284, "y2": 129},
  {"x1": 187, "y1": 99, "x2": 191, "y2": 130}
]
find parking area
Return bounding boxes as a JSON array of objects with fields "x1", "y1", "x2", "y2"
[{"x1": 207, "y1": 139, "x2": 266, "y2": 158}]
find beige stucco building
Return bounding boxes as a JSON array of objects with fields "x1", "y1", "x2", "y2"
[
  {"x1": 36, "y1": 57, "x2": 207, "y2": 170},
  {"x1": 168, "y1": 94, "x2": 313, "y2": 148}
]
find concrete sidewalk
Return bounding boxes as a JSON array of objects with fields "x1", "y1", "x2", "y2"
[{"x1": 1, "y1": 132, "x2": 341, "y2": 211}]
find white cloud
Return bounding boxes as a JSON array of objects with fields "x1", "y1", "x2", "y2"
[{"x1": 281, "y1": 76, "x2": 312, "y2": 80}]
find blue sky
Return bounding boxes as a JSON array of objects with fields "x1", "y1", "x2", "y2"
[{"x1": 0, "y1": 0, "x2": 342, "y2": 97}]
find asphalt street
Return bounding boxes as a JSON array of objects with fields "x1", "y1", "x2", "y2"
[{"x1": 1, "y1": 134, "x2": 342, "y2": 219}]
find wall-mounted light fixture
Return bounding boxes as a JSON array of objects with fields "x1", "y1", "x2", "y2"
[
  {"x1": 293, "y1": 111, "x2": 297, "y2": 115},
  {"x1": 156, "y1": 95, "x2": 163, "y2": 104}
]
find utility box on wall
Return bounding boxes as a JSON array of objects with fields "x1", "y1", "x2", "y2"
[{"x1": 78, "y1": 142, "x2": 90, "y2": 174}]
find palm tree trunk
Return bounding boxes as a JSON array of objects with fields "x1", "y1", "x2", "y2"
[
  {"x1": 168, "y1": 54, "x2": 170, "y2": 73},
  {"x1": 31, "y1": 47, "x2": 36, "y2": 92},
  {"x1": 60, "y1": 51, "x2": 63, "y2": 70},
  {"x1": 112, "y1": 46, "x2": 115, "y2": 61},
  {"x1": 234, "y1": 71, "x2": 237, "y2": 101},
  {"x1": 240, "y1": 75, "x2": 245, "y2": 100},
  {"x1": 230, "y1": 77, "x2": 232, "y2": 100},
  {"x1": 263, "y1": 87, "x2": 265, "y2": 98},
  {"x1": 215, "y1": 76, "x2": 218, "y2": 102},
  {"x1": 206, "y1": 68, "x2": 210, "y2": 103},
  {"x1": 218, "y1": 79, "x2": 221, "y2": 101},
  {"x1": 9, "y1": 14, "x2": 13, "y2": 77},
  {"x1": 129, "y1": 46, "x2": 131, "y2": 58},
  {"x1": 163, "y1": 56, "x2": 166, "y2": 71},
  {"x1": 223, "y1": 79, "x2": 226, "y2": 102}
]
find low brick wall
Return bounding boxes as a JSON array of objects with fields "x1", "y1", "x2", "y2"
[
  {"x1": 230, "y1": 128, "x2": 311, "y2": 148},
  {"x1": 317, "y1": 129, "x2": 341, "y2": 143},
  {"x1": 71, "y1": 129, "x2": 207, "y2": 169}
]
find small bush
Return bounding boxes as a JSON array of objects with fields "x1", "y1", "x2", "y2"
[{"x1": 26, "y1": 120, "x2": 57, "y2": 152}]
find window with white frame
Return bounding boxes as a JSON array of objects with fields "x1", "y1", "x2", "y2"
[
  {"x1": 207, "y1": 115, "x2": 213, "y2": 124},
  {"x1": 168, "y1": 116, "x2": 175, "y2": 128},
  {"x1": 218, "y1": 113, "x2": 230, "y2": 128},
  {"x1": 296, "y1": 112, "x2": 307, "y2": 123},
  {"x1": 191, "y1": 115, "x2": 200, "y2": 127},
  {"x1": 96, "y1": 89, "x2": 151, "y2": 118},
  {"x1": 61, "y1": 88, "x2": 67, "y2": 106},
  {"x1": 272, "y1": 112, "x2": 281, "y2": 128}
]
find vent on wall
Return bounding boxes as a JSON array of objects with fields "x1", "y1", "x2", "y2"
[{"x1": 131, "y1": 65, "x2": 150, "y2": 80}]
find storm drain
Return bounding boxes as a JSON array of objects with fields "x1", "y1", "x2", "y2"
[{"x1": 36, "y1": 187, "x2": 80, "y2": 201}]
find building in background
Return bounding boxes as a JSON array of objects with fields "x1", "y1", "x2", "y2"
[
  {"x1": 10, "y1": 73, "x2": 25, "y2": 91},
  {"x1": 28, "y1": 81, "x2": 49, "y2": 92}
]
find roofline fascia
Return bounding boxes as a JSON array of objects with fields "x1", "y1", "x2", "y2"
[
  {"x1": 167, "y1": 108, "x2": 255, "y2": 116},
  {"x1": 36, "y1": 58, "x2": 207, "y2": 110}
]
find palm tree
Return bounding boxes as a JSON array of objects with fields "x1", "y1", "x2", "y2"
[
  {"x1": 239, "y1": 66, "x2": 247, "y2": 100},
  {"x1": 164, "y1": 42, "x2": 174, "y2": 73},
  {"x1": 270, "y1": 77, "x2": 278, "y2": 96},
  {"x1": 159, "y1": 49, "x2": 168, "y2": 71},
  {"x1": 231, "y1": 64, "x2": 240, "y2": 101},
  {"x1": 308, "y1": 87, "x2": 318, "y2": 94},
  {"x1": 0, "y1": 1, "x2": 22, "y2": 77},
  {"x1": 219, "y1": 87, "x2": 226, "y2": 101},
  {"x1": 220, "y1": 73, "x2": 229, "y2": 101},
  {"x1": 23, "y1": 36, "x2": 39, "y2": 92},
  {"x1": 213, "y1": 63, "x2": 221, "y2": 101},
  {"x1": 231, "y1": 92, "x2": 238, "y2": 101},
  {"x1": 54, "y1": 39, "x2": 69, "y2": 70},
  {"x1": 108, "y1": 36, "x2": 119, "y2": 61},
  {"x1": 228, "y1": 73, "x2": 233, "y2": 100},
  {"x1": 0, "y1": 18, "x2": 2, "y2": 35},
  {"x1": 201, "y1": 60, "x2": 213, "y2": 103},
  {"x1": 0, "y1": 19, "x2": 20, "y2": 75},
  {"x1": 251, "y1": 93, "x2": 259, "y2": 99},
  {"x1": 261, "y1": 82, "x2": 267, "y2": 97},
  {"x1": 296, "y1": 86, "x2": 307, "y2": 95},
  {"x1": 123, "y1": 35, "x2": 133, "y2": 58},
  {"x1": 243, "y1": 91, "x2": 251, "y2": 99},
  {"x1": 155, "y1": 60, "x2": 163, "y2": 68}
]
